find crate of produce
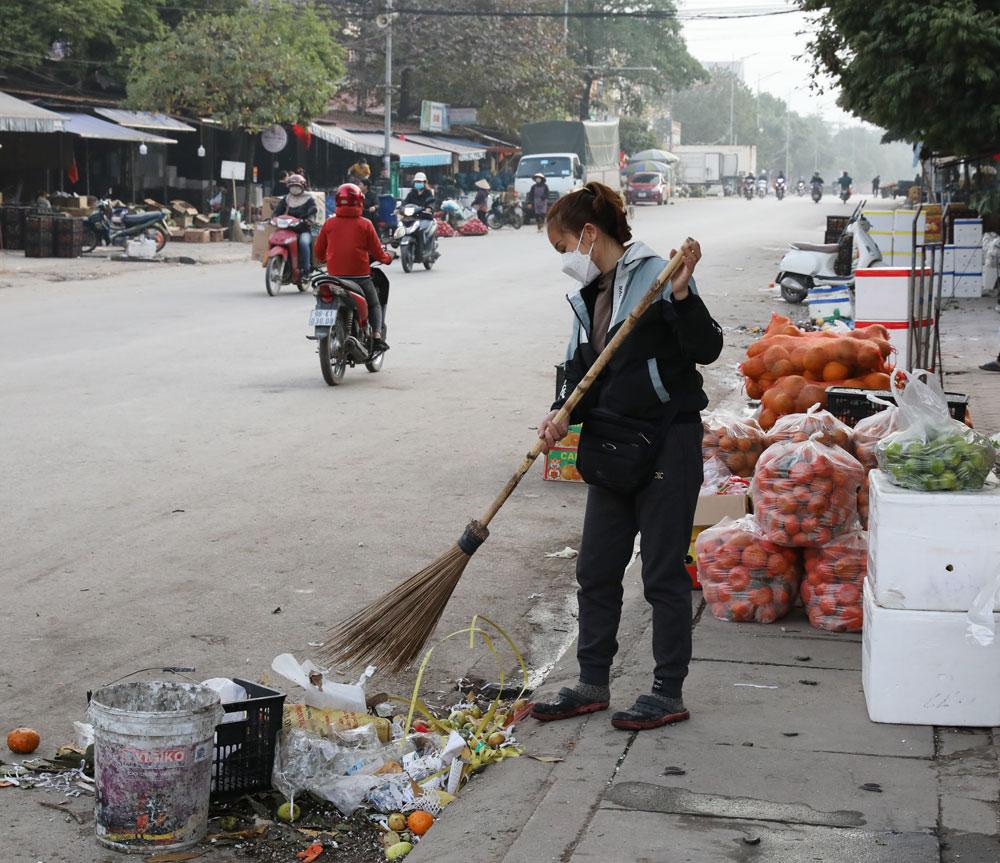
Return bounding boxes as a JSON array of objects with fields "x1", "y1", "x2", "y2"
[
  {"x1": 53, "y1": 216, "x2": 84, "y2": 258},
  {"x1": 826, "y1": 386, "x2": 969, "y2": 427},
  {"x1": 826, "y1": 215, "x2": 850, "y2": 236},
  {"x1": 24, "y1": 214, "x2": 55, "y2": 257},
  {"x1": 211, "y1": 678, "x2": 285, "y2": 801}
]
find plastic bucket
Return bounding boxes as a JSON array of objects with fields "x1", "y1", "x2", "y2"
[{"x1": 88, "y1": 681, "x2": 224, "y2": 854}]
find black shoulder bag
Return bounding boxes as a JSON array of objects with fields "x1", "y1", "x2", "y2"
[{"x1": 576, "y1": 408, "x2": 670, "y2": 495}]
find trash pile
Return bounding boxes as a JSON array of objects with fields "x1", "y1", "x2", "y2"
[{"x1": 2, "y1": 620, "x2": 531, "y2": 863}]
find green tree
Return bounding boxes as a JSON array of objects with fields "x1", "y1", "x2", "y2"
[
  {"x1": 669, "y1": 70, "x2": 757, "y2": 147},
  {"x1": 570, "y1": 0, "x2": 704, "y2": 120},
  {"x1": 126, "y1": 0, "x2": 344, "y2": 134},
  {"x1": 618, "y1": 116, "x2": 659, "y2": 154},
  {"x1": 798, "y1": 0, "x2": 1000, "y2": 155}
]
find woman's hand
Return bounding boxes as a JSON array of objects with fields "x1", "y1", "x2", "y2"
[
  {"x1": 668, "y1": 238, "x2": 702, "y2": 301},
  {"x1": 538, "y1": 409, "x2": 569, "y2": 453}
]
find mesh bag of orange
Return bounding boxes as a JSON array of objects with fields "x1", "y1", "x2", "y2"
[
  {"x1": 751, "y1": 433, "x2": 866, "y2": 547},
  {"x1": 852, "y1": 404, "x2": 900, "y2": 527},
  {"x1": 765, "y1": 405, "x2": 854, "y2": 452},
  {"x1": 694, "y1": 515, "x2": 803, "y2": 624},
  {"x1": 801, "y1": 529, "x2": 868, "y2": 632},
  {"x1": 702, "y1": 413, "x2": 766, "y2": 478}
]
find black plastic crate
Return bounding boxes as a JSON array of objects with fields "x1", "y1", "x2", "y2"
[
  {"x1": 827, "y1": 215, "x2": 849, "y2": 236},
  {"x1": 211, "y1": 678, "x2": 285, "y2": 801},
  {"x1": 826, "y1": 386, "x2": 969, "y2": 428}
]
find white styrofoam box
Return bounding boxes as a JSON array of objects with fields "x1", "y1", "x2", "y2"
[
  {"x1": 863, "y1": 209, "x2": 896, "y2": 259},
  {"x1": 954, "y1": 245, "x2": 983, "y2": 275},
  {"x1": 807, "y1": 284, "x2": 852, "y2": 320},
  {"x1": 954, "y1": 274, "x2": 983, "y2": 299},
  {"x1": 892, "y1": 208, "x2": 925, "y2": 252},
  {"x1": 940, "y1": 246, "x2": 955, "y2": 299},
  {"x1": 868, "y1": 470, "x2": 1000, "y2": 611},
  {"x1": 862, "y1": 578, "x2": 1000, "y2": 726},
  {"x1": 953, "y1": 217, "x2": 983, "y2": 247},
  {"x1": 854, "y1": 266, "x2": 929, "y2": 322},
  {"x1": 125, "y1": 237, "x2": 157, "y2": 259}
]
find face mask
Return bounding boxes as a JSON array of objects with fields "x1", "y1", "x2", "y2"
[
  {"x1": 561, "y1": 229, "x2": 600, "y2": 284},
  {"x1": 414, "y1": 182, "x2": 425, "y2": 190},
  {"x1": 289, "y1": 186, "x2": 304, "y2": 195}
]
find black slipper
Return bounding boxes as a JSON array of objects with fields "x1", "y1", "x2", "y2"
[
  {"x1": 611, "y1": 694, "x2": 690, "y2": 731},
  {"x1": 980, "y1": 361, "x2": 1000, "y2": 373},
  {"x1": 531, "y1": 687, "x2": 610, "y2": 722}
]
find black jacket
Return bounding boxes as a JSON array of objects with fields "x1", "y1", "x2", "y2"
[
  {"x1": 403, "y1": 187, "x2": 436, "y2": 210},
  {"x1": 552, "y1": 242, "x2": 723, "y2": 424}
]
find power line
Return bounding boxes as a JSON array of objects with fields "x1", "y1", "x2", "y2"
[{"x1": 390, "y1": 7, "x2": 798, "y2": 18}]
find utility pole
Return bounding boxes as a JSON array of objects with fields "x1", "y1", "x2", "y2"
[
  {"x1": 564, "y1": 0, "x2": 569, "y2": 46},
  {"x1": 784, "y1": 95, "x2": 790, "y2": 178},
  {"x1": 729, "y1": 73, "x2": 735, "y2": 146},
  {"x1": 383, "y1": 0, "x2": 393, "y2": 191}
]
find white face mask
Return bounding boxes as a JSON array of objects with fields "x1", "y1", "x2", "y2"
[
  {"x1": 561, "y1": 229, "x2": 600, "y2": 284},
  {"x1": 289, "y1": 186, "x2": 304, "y2": 195}
]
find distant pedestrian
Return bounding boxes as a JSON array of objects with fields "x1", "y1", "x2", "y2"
[
  {"x1": 472, "y1": 178, "x2": 490, "y2": 226},
  {"x1": 530, "y1": 173, "x2": 550, "y2": 231},
  {"x1": 872, "y1": 175, "x2": 881, "y2": 197}
]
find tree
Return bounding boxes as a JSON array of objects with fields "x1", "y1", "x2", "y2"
[
  {"x1": 798, "y1": 0, "x2": 1000, "y2": 156},
  {"x1": 126, "y1": 0, "x2": 344, "y2": 134},
  {"x1": 569, "y1": 0, "x2": 704, "y2": 120},
  {"x1": 669, "y1": 70, "x2": 757, "y2": 147},
  {"x1": 618, "y1": 116, "x2": 658, "y2": 154}
]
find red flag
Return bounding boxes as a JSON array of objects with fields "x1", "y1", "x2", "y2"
[
  {"x1": 67, "y1": 158, "x2": 79, "y2": 185},
  {"x1": 292, "y1": 124, "x2": 312, "y2": 149}
]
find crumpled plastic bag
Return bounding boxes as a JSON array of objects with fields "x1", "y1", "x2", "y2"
[
  {"x1": 967, "y1": 571, "x2": 1000, "y2": 647},
  {"x1": 876, "y1": 370, "x2": 995, "y2": 491},
  {"x1": 700, "y1": 456, "x2": 733, "y2": 494},
  {"x1": 271, "y1": 653, "x2": 366, "y2": 713}
]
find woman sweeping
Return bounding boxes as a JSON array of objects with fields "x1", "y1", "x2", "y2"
[{"x1": 532, "y1": 182, "x2": 723, "y2": 730}]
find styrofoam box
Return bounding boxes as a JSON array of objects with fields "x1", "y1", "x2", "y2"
[
  {"x1": 854, "y1": 266, "x2": 929, "y2": 322},
  {"x1": 807, "y1": 284, "x2": 852, "y2": 320},
  {"x1": 954, "y1": 245, "x2": 983, "y2": 275},
  {"x1": 941, "y1": 246, "x2": 955, "y2": 299},
  {"x1": 863, "y1": 209, "x2": 896, "y2": 258},
  {"x1": 953, "y1": 217, "x2": 983, "y2": 247},
  {"x1": 954, "y1": 274, "x2": 983, "y2": 299},
  {"x1": 862, "y1": 578, "x2": 1000, "y2": 726},
  {"x1": 868, "y1": 470, "x2": 1000, "y2": 611}
]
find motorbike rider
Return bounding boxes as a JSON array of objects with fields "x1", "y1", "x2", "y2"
[
  {"x1": 838, "y1": 170, "x2": 853, "y2": 196},
  {"x1": 401, "y1": 172, "x2": 437, "y2": 254},
  {"x1": 272, "y1": 173, "x2": 317, "y2": 275},
  {"x1": 811, "y1": 171, "x2": 825, "y2": 188},
  {"x1": 314, "y1": 183, "x2": 394, "y2": 353},
  {"x1": 775, "y1": 170, "x2": 786, "y2": 188},
  {"x1": 743, "y1": 172, "x2": 756, "y2": 195}
]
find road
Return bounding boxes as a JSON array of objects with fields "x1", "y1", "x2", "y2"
[{"x1": 0, "y1": 193, "x2": 831, "y2": 861}]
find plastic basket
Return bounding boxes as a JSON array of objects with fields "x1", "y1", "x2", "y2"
[
  {"x1": 211, "y1": 679, "x2": 285, "y2": 801},
  {"x1": 827, "y1": 215, "x2": 849, "y2": 235},
  {"x1": 826, "y1": 387, "x2": 969, "y2": 428}
]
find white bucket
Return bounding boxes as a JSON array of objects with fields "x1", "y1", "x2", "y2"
[{"x1": 88, "y1": 681, "x2": 223, "y2": 854}]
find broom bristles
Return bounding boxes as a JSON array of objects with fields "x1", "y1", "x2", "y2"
[{"x1": 317, "y1": 544, "x2": 473, "y2": 672}]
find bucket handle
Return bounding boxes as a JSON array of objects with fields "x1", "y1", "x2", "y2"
[{"x1": 86, "y1": 666, "x2": 197, "y2": 703}]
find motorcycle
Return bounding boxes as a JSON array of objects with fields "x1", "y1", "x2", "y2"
[
  {"x1": 840, "y1": 185, "x2": 853, "y2": 203},
  {"x1": 796, "y1": 179, "x2": 806, "y2": 197},
  {"x1": 775, "y1": 178, "x2": 787, "y2": 201},
  {"x1": 722, "y1": 180, "x2": 735, "y2": 197},
  {"x1": 395, "y1": 203, "x2": 439, "y2": 273},
  {"x1": 811, "y1": 180, "x2": 823, "y2": 203},
  {"x1": 756, "y1": 178, "x2": 768, "y2": 199},
  {"x1": 265, "y1": 215, "x2": 311, "y2": 296},
  {"x1": 486, "y1": 195, "x2": 524, "y2": 230},
  {"x1": 743, "y1": 178, "x2": 755, "y2": 200},
  {"x1": 775, "y1": 200, "x2": 881, "y2": 304},
  {"x1": 307, "y1": 263, "x2": 391, "y2": 386},
  {"x1": 81, "y1": 200, "x2": 169, "y2": 254}
]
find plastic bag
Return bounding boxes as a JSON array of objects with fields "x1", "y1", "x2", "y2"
[
  {"x1": 801, "y1": 529, "x2": 867, "y2": 632},
  {"x1": 966, "y1": 571, "x2": 1000, "y2": 646},
  {"x1": 765, "y1": 404, "x2": 854, "y2": 453},
  {"x1": 876, "y1": 370, "x2": 996, "y2": 491},
  {"x1": 752, "y1": 434, "x2": 865, "y2": 547},
  {"x1": 702, "y1": 414, "x2": 767, "y2": 477},
  {"x1": 694, "y1": 515, "x2": 803, "y2": 623},
  {"x1": 852, "y1": 402, "x2": 901, "y2": 527},
  {"x1": 701, "y1": 456, "x2": 733, "y2": 494},
  {"x1": 271, "y1": 653, "x2": 367, "y2": 713}
]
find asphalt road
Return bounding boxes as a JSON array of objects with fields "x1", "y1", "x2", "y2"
[{"x1": 0, "y1": 192, "x2": 834, "y2": 861}]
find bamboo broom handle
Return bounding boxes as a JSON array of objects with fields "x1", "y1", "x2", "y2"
[{"x1": 477, "y1": 246, "x2": 688, "y2": 528}]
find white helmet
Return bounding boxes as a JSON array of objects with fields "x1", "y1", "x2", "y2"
[{"x1": 413, "y1": 172, "x2": 427, "y2": 183}]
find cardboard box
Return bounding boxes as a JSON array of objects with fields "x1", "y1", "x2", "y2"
[
  {"x1": 862, "y1": 578, "x2": 1000, "y2": 726},
  {"x1": 868, "y1": 470, "x2": 1000, "y2": 612},
  {"x1": 543, "y1": 424, "x2": 583, "y2": 482},
  {"x1": 252, "y1": 222, "x2": 275, "y2": 262},
  {"x1": 184, "y1": 228, "x2": 210, "y2": 243},
  {"x1": 262, "y1": 196, "x2": 280, "y2": 219},
  {"x1": 170, "y1": 199, "x2": 198, "y2": 217}
]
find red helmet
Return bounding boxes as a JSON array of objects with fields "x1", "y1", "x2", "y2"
[{"x1": 336, "y1": 183, "x2": 363, "y2": 208}]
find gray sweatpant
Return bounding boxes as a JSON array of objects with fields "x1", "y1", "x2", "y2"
[{"x1": 344, "y1": 275, "x2": 383, "y2": 336}]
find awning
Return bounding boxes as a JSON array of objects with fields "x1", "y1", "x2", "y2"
[
  {"x1": 94, "y1": 108, "x2": 196, "y2": 132},
  {"x1": 348, "y1": 132, "x2": 451, "y2": 167},
  {"x1": 406, "y1": 134, "x2": 487, "y2": 161},
  {"x1": 0, "y1": 91, "x2": 65, "y2": 133},
  {"x1": 309, "y1": 122, "x2": 384, "y2": 157},
  {"x1": 58, "y1": 112, "x2": 177, "y2": 144}
]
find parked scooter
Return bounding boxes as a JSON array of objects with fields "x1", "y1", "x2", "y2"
[
  {"x1": 775, "y1": 177, "x2": 787, "y2": 200},
  {"x1": 307, "y1": 263, "x2": 391, "y2": 386},
  {"x1": 394, "y1": 202, "x2": 439, "y2": 272},
  {"x1": 81, "y1": 200, "x2": 169, "y2": 253},
  {"x1": 811, "y1": 180, "x2": 824, "y2": 203},
  {"x1": 264, "y1": 215, "x2": 311, "y2": 296},
  {"x1": 775, "y1": 200, "x2": 881, "y2": 304},
  {"x1": 486, "y1": 195, "x2": 524, "y2": 230}
]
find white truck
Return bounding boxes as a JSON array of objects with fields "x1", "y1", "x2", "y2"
[
  {"x1": 515, "y1": 120, "x2": 621, "y2": 201},
  {"x1": 672, "y1": 144, "x2": 757, "y2": 193}
]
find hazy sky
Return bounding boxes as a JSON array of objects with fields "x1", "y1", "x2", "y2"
[{"x1": 678, "y1": 0, "x2": 853, "y2": 125}]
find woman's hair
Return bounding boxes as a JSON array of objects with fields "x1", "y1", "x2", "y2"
[{"x1": 546, "y1": 181, "x2": 632, "y2": 244}]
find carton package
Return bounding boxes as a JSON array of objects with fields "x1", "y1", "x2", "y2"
[
  {"x1": 283, "y1": 704, "x2": 391, "y2": 744},
  {"x1": 543, "y1": 424, "x2": 583, "y2": 482},
  {"x1": 262, "y1": 196, "x2": 280, "y2": 220},
  {"x1": 868, "y1": 470, "x2": 1000, "y2": 611},
  {"x1": 862, "y1": 578, "x2": 1000, "y2": 726},
  {"x1": 184, "y1": 228, "x2": 210, "y2": 243}
]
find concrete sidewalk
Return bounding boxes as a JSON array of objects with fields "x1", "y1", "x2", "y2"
[{"x1": 411, "y1": 556, "x2": 1000, "y2": 863}]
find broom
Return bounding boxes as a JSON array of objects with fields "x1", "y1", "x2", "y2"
[{"x1": 318, "y1": 244, "x2": 690, "y2": 672}]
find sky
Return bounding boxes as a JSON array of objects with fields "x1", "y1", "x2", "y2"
[{"x1": 678, "y1": 0, "x2": 855, "y2": 127}]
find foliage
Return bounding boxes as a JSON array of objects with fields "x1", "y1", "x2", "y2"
[
  {"x1": 797, "y1": 0, "x2": 1000, "y2": 156},
  {"x1": 568, "y1": 0, "x2": 704, "y2": 120},
  {"x1": 618, "y1": 116, "x2": 659, "y2": 154},
  {"x1": 126, "y1": 0, "x2": 344, "y2": 132}
]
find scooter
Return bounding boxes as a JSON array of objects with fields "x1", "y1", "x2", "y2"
[
  {"x1": 840, "y1": 185, "x2": 853, "y2": 203},
  {"x1": 756, "y1": 178, "x2": 768, "y2": 199},
  {"x1": 811, "y1": 181, "x2": 823, "y2": 203},
  {"x1": 306, "y1": 263, "x2": 391, "y2": 386},
  {"x1": 264, "y1": 215, "x2": 311, "y2": 296},
  {"x1": 486, "y1": 195, "x2": 524, "y2": 230},
  {"x1": 775, "y1": 177, "x2": 787, "y2": 200},
  {"x1": 743, "y1": 177, "x2": 755, "y2": 200},
  {"x1": 796, "y1": 179, "x2": 806, "y2": 197},
  {"x1": 81, "y1": 200, "x2": 169, "y2": 253},
  {"x1": 775, "y1": 200, "x2": 882, "y2": 304},
  {"x1": 395, "y1": 203, "x2": 439, "y2": 273}
]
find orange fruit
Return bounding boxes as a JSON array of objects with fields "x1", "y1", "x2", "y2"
[
  {"x1": 7, "y1": 728, "x2": 40, "y2": 754},
  {"x1": 407, "y1": 811, "x2": 434, "y2": 836}
]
